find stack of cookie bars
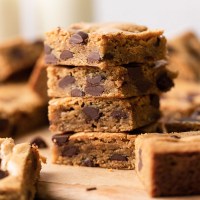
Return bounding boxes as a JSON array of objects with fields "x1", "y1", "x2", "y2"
[{"x1": 45, "y1": 22, "x2": 175, "y2": 169}]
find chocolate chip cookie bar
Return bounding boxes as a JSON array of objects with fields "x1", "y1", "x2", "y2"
[
  {"x1": 0, "y1": 138, "x2": 42, "y2": 200},
  {"x1": 0, "y1": 83, "x2": 48, "y2": 137},
  {"x1": 135, "y1": 132, "x2": 200, "y2": 197},
  {"x1": 47, "y1": 60, "x2": 175, "y2": 98},
  {"x1": 49, "y1": 95, "x2": 160, "y2": 133},
  {"x1": 0, "y1": 38, "x2": 43, "y2": 82},
  {"x1": 45, "y1": 22, "x2": 166, "y2": 68}
]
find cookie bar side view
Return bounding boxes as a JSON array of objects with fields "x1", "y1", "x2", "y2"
[
  {"x1": 135, "y1": 132, "x2": 200, "y2": 197},
  {"x1": 47, "y1": 60, "x2": 175, "y2": 98},
  {"x1": 48, "y1": 95, "x2": 160, "y2": 133},
  {"x1": 52, "y1": 132, "x2": 136, "y2": 169},
  {"x1": 0, "y1": 38, "x2": 43, "y2": 82},
  {"x1": 44, "y1": 22, "x2": 166, "y2": 67},
  {"x1": 0, "y1": 138, "x2": 42, "y2": 200}
]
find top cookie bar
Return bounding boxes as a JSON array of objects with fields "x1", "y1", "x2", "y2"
[{"x1": 45, "y1": 22, "x2": 166, "y2": 67}]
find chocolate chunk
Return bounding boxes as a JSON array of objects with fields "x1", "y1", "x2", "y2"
[
  {"x1": 0, "y1": 170, "x2": 9, "y2": 179},
  {"x1": 86, "y1": 187, "x2": 97, "y2": 191},
  {"x1": 30, "y1": 137, "x2": 48, "y2": 149},
  {"x1": 170, "y1": 135, "x2": 181, "y2": 139},
  {"x1": 150, "y1": 95, "x2": 160, "y2": 108},
  {"x1": 71, "y1": 89, "x2": 85, "y2": 97},
  {"x1": 85, "y1": 85, "x2": 104, "y2": 96},
  {"x1": 111, "y1": 110, "x2": 128, "y2": 120},
  {"x1": 138, "y1": 148, "x2": 143, "y2": 171},
  {"x1": 87, "y1": 52, "x2": 101, "y2": 63},
  {"x1": 110, "y1": 154, "x2": 128, "y2": 161},
  {"x1": 62, "y1": 146, "x2": 79, "y2": 157},
  {"x1": 52, "y1": 134, "x2": 71, "y2": 146},
  {"x1": 58, "y1": 75, "x2": 75, "y2": 88},
  {"x1": 82, "y1": 106, "x2": 100, "y2": 120},
  {"x1": 87, "y1": 75, "x2": 103, "y2": 85},
  {"x1": 127, "y1": 67, "x2": 152, "y2": 93},
  {"x1": 156, "y1": 72, "x2": 174, "y2": 92},
  {"x1": 0, "y1": 119, "x2": 9, "y2": 132},
  {"x1": 60, "y1": 50, "x2": 73, "y2": 60},
  {"x1": 45, "y1": 54, "x2": 58, "y2": 64},
  {"x1": 44, "y1": 44, "x2": 52, "y2": 54},
  {"x1": 83, "y1": 158, "x2": 95, "y2": 167},
  {"x1": 10, "y1": 47, "x2": 24, "y2": 59},
  {"x1": 69, "y1": 31, "x2": 88, "y2": 44}
]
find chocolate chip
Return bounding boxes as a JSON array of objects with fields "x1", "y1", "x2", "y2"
[
  {"x1": 83, "y1": 158, "x2": 95, "y2": 167},
  {"x1": 156, "y1": 72, "x2": 174, "y2": 92},
  {"x1": 44, "y1": 44, "x2": 52, "y2": 54},
  {"x1": 111, "y1": 110, "x2": 128, "y2": 120},
  {"x1": 60, "y1": 50, "x2": 73, "y2": 60},
  {"x1": 30, "y1": 137, "x2": 48, "y2": 149},
  {"x1": 0, "y1": 119, "x2": 9, "y2": 132},
  {"x1": 85, "y1": 85, "x2": 104, "y2": 96},
  {"x1": 150, "y1": 95, "x2": 160, "y2": 108},
  {"x1": 0, "y1": 170, "x2": 9, "y2": 179},
  {"x1": 82, "y1": 106, "x2": 100, "y2": 120},
  {"x1": 71, "y1": 89, "x2": 85, "y2": 97},
  {"x1": 69, "y1": 31, "x2": 88, "y2": 44},
  {"x1": 138, "y1": 148, "x2": 143, "y2": 171},
  {"x1": 110, "y1": 154, "x2": 128, "y2": 161},
  {"x1": 52, "y1": 134, "x2": 71, "y2": 146},
  {"x1": 86, "y1": 187, "x2": 97, "y2": 191},
  {"x1": 87, "y1": 75, "x2": 103, "y2": 85},
  {"x1": 10, "y1": 47, "x2": 24, "y2": 59},
  {"x1": 127, "y1": 67, "x2": 152, "y2": 93},
  {"x1": 45, "y1": 54, "x2": 58, "y2": 64},
  {"x1": 58, "y1": 75, "x2": 75, "y2": 88},
  {"x1": 87, "y1": 52, "x2": 101, "y2": 63},
  {"x1": 170, "y1": 135, "x2": 181, "y2": 139},
  {"x1": 62, "y1": 146, "x2": 79, "y2": 157}
]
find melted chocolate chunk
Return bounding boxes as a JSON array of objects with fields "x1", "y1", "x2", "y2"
[
  {"x1": 10, "y1": 47, "x2": 24, "y2": 59},
  {"x1": 110, "y1": 154, "x2": 128, "y2": 161},
  {"x1": 30, "y1": 137, "x2": 48, "y2": 149},
  {"x1": 111, "y1": 110, "x2": 128, "y2": 120},
  {"x1": 58, "y1": 75, "x2": 75, "y2": 88},
  {"x1": 52, "y1": 134, "x2": 71, "y2": 146},
  {"x1": 156, "y1": 72, "x2": 174, "y2": 92},
  {"x1": 0, "y1": 119, "x2": 9, "y2": 132},
  {"x1": 0, "y1": 170, "x2": 9, "y2": 179},
  {"x1": 138, "y1": 148, "x2": 143, "y2": 171},
  {"x1": 127, "y1": 67, "x2": 152, "y2": 93},
  {"x1": 150, "y1": 95, "x2": 160, "y2": 108},
  {"x1": 82, "y1": 106, "x2": 100, "y2": 120},
  {"x1": 71, "y1": 89, "x2": 85, "y2": 97},
  {"x1": 85, "y1": 85, "x2": 104, "y2": 96},
  {"x1": 87, "y1": 75, "x2": 103, "y2": 85},
  {"x1": 87, "y1": 52, "x2": 101, "y2": 63},
  {"x1": 45, "y1": 54, "x2": 58, "y2": 64},
  {"x1": 44, "y1": 44, "x2": 52, "y2": 54},
  {"x1": 62, "y1": 146, "x2": 79, "y2": 157},
  {"x1": 83, "y1": 158, "x2": 95, "y2": 167},
  {"x1": 69, "y1": 31, "x2": 88, "y2": 44},
  {"x1": 60, "y1": 50, "x2": 73, "y2": 60}
]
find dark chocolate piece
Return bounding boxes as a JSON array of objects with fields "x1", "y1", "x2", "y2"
[
  {"x1": 30, "y1": 137, "x2": 48, "y2": 149},
  {"x1": 69, "y1": 31, "x2": 88, "y2": 44},
  {"x1": 87, "y1": 52, "x2": 100, "y2": 63},
  {"x1": 44, "y1": 44, "x2": 52, "y2": 54},
  {"x1": 45, "y1": 54, "x2": 58, "y2": 64},
  {"x1": 71, "y1": 89, "x2": 85, "y2": 97},
  {"x1": 111, "y1": 110, "x2": 128, "y2": 120},
  {"x1": 82, "y1": 106, "x2": 100, "y2": 120},
  {"x1": 85, "y1": 85, "x2": 104, "y2": 96},
  {"x1": 52, "y1": 134, "x2": 71, "y2": 146},
  {"x1": 58, "y1": 75, "x2": 75, "y2": 88},
  {"x1": 62, "y1": 146, "x2": 79, "y2": 157},
  {"x1": 83, "y1": 158, "x2": 95, "y2": 167},
  {"x1": 156, "y1": 72, "x2": 174, "y2": 92},
  {"x1": 110, "y1": 154, "x2": 128, "y2": 161},
  {"x1": 60, "y1": 50, "x2": 73, "y2": 60},
  {"x1": 87, "y1": 75, "x2": 103, "y2": 85},
  {"x1": 0, "y1": 170, "x2": 9, "y2": 179}
]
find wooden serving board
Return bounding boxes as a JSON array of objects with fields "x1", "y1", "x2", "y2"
[{"x1": 16, "y1": 128, "x2": 200, "y2": 200}]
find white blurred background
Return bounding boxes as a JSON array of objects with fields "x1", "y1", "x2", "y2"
[{"x1": 1, "y1": 0, "x2": 200, "y2": 41}]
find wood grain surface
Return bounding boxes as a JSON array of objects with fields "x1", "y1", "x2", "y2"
[{"x1": 16, "y1": 128, "x2": 200, "y2": 200}]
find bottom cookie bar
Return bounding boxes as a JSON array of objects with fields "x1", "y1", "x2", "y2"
[
  {"x1": 52, "y1": 132, "x2": 137, "y2": 169},
  {"x1": 0, "y1": 138, "x2": 43, "y2": 200},
  {"x1": 135, "y1": 132, "x2": 200, "y2": 197}
]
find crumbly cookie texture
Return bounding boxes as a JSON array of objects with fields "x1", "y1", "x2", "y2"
[
  {"x1": 0, "y1": 38, "x2": 43, "y2": 82},
  {"x1": 0, "y1": 138, "x2": 42, "y2": 200},
  {"x1": 47, "y1": 60, "x2": 175, "y2": 98},
  {"x1": 44, "y1": 22, "x2": 166, "y2": 68},
  {"x1": 0, "y1": 83, "x2": 48, "y2": 137},
  {"x1": 48, "y1": 95, "x2": 160, "y2": 133},
  {"x1": 135, "y1": 132, "x2": 200, "y2": 197}
]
